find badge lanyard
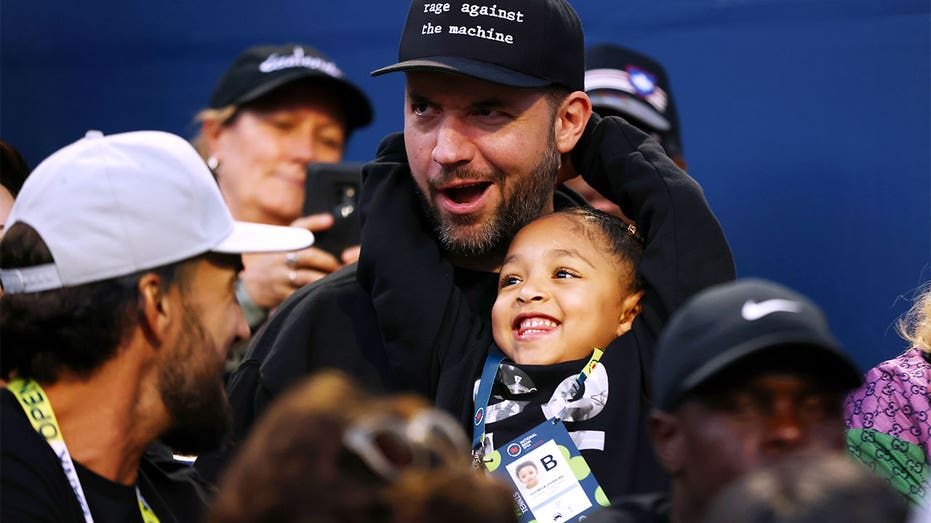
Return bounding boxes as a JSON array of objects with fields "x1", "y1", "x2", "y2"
[
  {"x1": 8, "y1": 378, "x2": 161, "y2": 523},
  {"x1": 471, "y1": 347, "x2": 604, "y2": 467}
]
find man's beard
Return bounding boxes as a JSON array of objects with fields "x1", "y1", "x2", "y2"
[
  {"x1": 421, "y1": 133, "x2": 561, "y2": 258},
  {"x1": 158, "y1": 310, "x2": 232, "y2": 455}
]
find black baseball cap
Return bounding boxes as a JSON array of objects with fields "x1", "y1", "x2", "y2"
[
  {"x1": 372, "y1": 0, "x2": 585, "y2": 92},
  {"x1": 209, "y1": 44, "x2": 373, "y2": 132},
  {"x1": 652, "y1": 278, "x2": 862, "y2": 411},
  {"x1": 585, "y1": 44, "x2": 679, "y2": 134}
]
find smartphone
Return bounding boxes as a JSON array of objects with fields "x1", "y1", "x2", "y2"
[{"x1": 303, "y1": 162, "x2": 363, "y2": 258}]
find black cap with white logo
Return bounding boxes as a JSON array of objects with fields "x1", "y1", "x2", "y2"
[
  {"x1": 209, "y1": 44, "x2": 373, "y2": 132},
  {"x1": 652, "y1": 278, "x2": 862, "y2": 410},
  {"x1": 372, "y1": 0, "x2": 585, "y2": 92}
]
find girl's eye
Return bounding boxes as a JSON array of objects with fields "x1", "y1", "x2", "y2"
[
  {"x1": 554, "y1": 269, "x2": 579, "y2": 279},
  {"x1": 500, "y1": 275, "x2": 521, "y2": 288}
]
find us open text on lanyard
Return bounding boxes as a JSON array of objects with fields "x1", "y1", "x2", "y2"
[
  {"x1": 471, "y1": 347, "x2": 604, "y2": 468},
  {"x1": 8, "y1": 378, "x2": 161, "y2": 523}
]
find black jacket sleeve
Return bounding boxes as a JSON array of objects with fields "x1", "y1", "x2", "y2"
[
  {"x1": 356, "y1": 133, "x2": 491, "y2": 399},
  {"x1": 572, "y1": 114, "x2": 736, "y2": 341}
]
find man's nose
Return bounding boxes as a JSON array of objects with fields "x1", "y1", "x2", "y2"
[
  {"x1": 760, "y1": 400, "x2": 804, "y2": 455},
  {"x1": 431, "y1": 117, "x2": 474, "y2": 169}
]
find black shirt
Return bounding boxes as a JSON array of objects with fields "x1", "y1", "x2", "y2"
[{"x1": 1, "y1": 390, "x2": 209, "y2": 522}]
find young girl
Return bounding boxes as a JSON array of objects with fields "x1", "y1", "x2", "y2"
[{"x1": 356, "y1": 113, "x2": 734, "y2": 499}]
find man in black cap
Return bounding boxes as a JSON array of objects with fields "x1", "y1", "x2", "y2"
[
  {"x1": 202, "y1": 0, "x2": 734, "y2": 488},
  {"x1": 587, "y1": 278, "x2": 864, "y2": 523}
]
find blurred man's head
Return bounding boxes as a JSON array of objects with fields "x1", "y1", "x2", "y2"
[
  {"x1": 371, "y1": 0, "x2": 592, "y2": 269},
  {"x1": 209, "y1": 371, "x2": 517, "y2": 523},
  {"x1": 647, "y1": 279, "x2": 862, "y2": 523}
]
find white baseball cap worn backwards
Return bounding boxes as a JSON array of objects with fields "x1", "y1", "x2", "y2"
[{"x1": 0, "y1": 130, "x2": 314, "y2": 294}]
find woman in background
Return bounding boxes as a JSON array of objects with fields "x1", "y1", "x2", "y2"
[{"x1": 193, "y1": 43, "x2": 373, "y2": 352}]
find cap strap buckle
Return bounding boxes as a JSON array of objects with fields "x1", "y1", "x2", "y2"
[{"x1": 0, "y1": 264, "x2": 63, "y2": 294}]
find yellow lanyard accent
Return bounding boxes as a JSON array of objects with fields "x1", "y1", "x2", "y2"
[
  {"x1": 8, "y1": 378, "x2": 161, "y2": 523},
  {"x1": 580, "y1": 348, "x2": 605, "y2": 380},
  {"x1": 138, "y1": 493, "x2": 160, "y2": 523}
]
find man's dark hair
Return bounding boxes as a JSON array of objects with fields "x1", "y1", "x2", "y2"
[
  {"x1": 544, "y1": 85, "x2": 572, "y2": 118},
  {"x1": 0, "y1": 223, "x2": 187, "y2": 382}
]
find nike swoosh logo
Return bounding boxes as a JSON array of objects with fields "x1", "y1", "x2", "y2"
[{"x1": 741, "y1": 299, "x2": 802, "y2": 321}]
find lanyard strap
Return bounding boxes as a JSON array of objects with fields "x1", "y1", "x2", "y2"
[
  {"x1": 471, "y1": 348, "x2": 605, "y2": 457},
  {"x1": 471, "y1": 348, "x2": 507, "y2": 451},
  {"x1": 137, "y1": 490, "x2": 160, "y2": 523},
  {"x1": 8, "y1": 378, "x2": 161, "y2": 523}
]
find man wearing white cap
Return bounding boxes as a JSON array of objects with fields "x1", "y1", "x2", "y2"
[{"x1": 0, "y1": 130, "x2": 312, "y2": 522}]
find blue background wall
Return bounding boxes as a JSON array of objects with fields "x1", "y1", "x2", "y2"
[{"x1": 3, "y1": 0, "x2": 929, "y2": 372}]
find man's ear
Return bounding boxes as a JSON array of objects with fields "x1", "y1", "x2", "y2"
[
  {"x1": 615, "y1": 290, "x2": 644, "y2": 337},
  {"x1": 138, "y1": 273, "x2": 173, "y2": 345},
  {"x1": 648, "y1": 410, "x2": 684, "y2": 475},
  {"x1": 554, "y1": 91, "x2": 592, "y2": 155}
]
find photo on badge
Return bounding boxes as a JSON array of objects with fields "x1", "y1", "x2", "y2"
[{"x1": 484, "y1": 419, "x2": 609, "y2": 523}]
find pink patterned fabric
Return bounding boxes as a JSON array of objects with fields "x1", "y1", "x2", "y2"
[{"x1": 845, "y1": 348, "x2": 931, "y2": 463}]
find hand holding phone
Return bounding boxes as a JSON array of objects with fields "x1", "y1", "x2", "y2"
[{"x1": 303, "y1": 162, "x2": 363, "y2": 258}]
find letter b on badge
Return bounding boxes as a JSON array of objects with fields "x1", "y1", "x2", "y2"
[{"x1": 541, "y1": 454, "x2": 558, "y2": 471}]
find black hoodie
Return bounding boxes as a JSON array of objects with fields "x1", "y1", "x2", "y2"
[{"x1": 354, "y1": 114, "x2": 735, "y2": 498}]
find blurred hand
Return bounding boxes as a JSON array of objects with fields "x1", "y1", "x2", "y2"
[
  {"x1": 340, "y1": 245, "x2": 361, "y2": 265},
  {"x1": 239, "y1": 212, "x2": 346, "y2": 310}
]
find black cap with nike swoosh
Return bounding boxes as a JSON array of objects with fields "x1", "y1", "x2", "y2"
[{"x1": 652, "y1": 278, "x2": 862, "y2": 411}]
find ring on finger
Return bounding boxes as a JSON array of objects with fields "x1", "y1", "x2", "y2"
[
  {"x1": 286, "y1": 252, "x2": 298, "y2": 267},
  {"x1": 288, "y1": 270, "x2": 298, "y2": 287}
]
